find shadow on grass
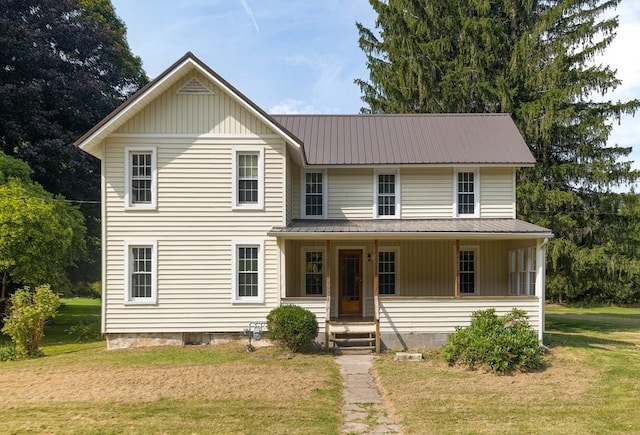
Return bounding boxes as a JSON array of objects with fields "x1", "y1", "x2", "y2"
[
  {"x1": 546, "y1": 313, "x2": 640, "y2": 333},
  {"x1": 544, "y1": 331, "x2": 636, "y2": 350}
]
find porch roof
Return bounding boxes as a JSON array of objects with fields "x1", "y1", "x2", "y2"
[{"x1": 268, "y1": 219, "x2": 553, "y2": 239}]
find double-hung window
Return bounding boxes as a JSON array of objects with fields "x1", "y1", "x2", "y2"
[
  {"x1": 125, "y1": 147, "x2": 157, "y2": 209},
  {"x1": 455, "y1": 170, "x2": 478, "y2": 217},
  {"x1": 302, "y1": 248, "x2": 324, "y2": 295},
  {"x1": 233, "y1": 149, "x2": 264, "y2": 209},
  {"x1": 509, "y1": 248, "x2": 537, "y2": 296},
  {"x1": 375, "y1": 172, "x2": 399, "y2": 218},
  {"x1": 528, "y1": 247, "x2": 537, "y2": 296},
  {"x1": 302, "y1": 171, "x2": 326, "y2": 218},
  {"x1": 232, "y1": 240, "x2": 264, "y2": 303},
  {"x1": 378, "y1": 249, "x2": 398, "y2": 295},
  {"x1": 459, "y1": 247, "x2": 478, "y2": 295},
  {"x1": 125, "y1": 241, "x2": 157, "y2": 304}
]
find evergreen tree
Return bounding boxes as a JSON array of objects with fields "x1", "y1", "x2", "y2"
[{"x1": 357, "y1": 0, "x2": 640, "y2": 303}]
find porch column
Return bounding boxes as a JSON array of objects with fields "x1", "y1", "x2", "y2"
[
  {"x1": 325, "y1": 239, "x2": 331, "y2": 348},
  {"x1": 277, "y1": 238, "x2": 286, "y2": 299},
  {"x1": 454, "y1": 239, "x2": 460, "y2": 298},
  {"x1": 536, "y1": 238, "x2": 548, "y2": 341},
  {"x1": 373, "y1": 239, "x2": 380, "y2": 353}
]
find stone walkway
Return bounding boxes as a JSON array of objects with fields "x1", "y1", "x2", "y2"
[{"x1": 335, "y1": 354, "x2": 402, "y2": 434}]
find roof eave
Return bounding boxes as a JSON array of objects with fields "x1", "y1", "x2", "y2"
[
  {"x1": 267, "y1": 231, "x2": 554, "y2": 240},
  {"x1": 75, "y1": 52, "x2": 306, "y2": 161}
]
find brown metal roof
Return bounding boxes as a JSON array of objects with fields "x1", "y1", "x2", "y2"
[
  {"x1": 268, "y1": 219, "x2": 552, "y2": 239},
  {"x1": 271, "y1": 114, "x2": 534, "y2": 166}
]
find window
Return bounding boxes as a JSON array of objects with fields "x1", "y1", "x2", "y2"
[
  {"x1": 302, "y1": 171, "x2": 326, "y2": 218},
  {"x1": 509, "y1": 250, "x2": 518, "y2": 295},
  {"x1": 378, "y1": 250, "x2": 397, "y2": 295},
  {"x1": 459, "y1": 248, "x2": 478, "y2": 295},
  {"x1": 528, "y1": 247, "x2": 537, "y2": 296},
  {"x1": 302, "y1": 249, "x2": 324, "y2": 295},
  {"x1": 518, "y1": 249, "x2": 527, "y2": 295},
  {"x1": 232, "y1": 240, "x2": 264, "y2": 303},
  {"x1": 375, "y1": 172, "x2": 399, "y2": 218},
  {"x1": 124, "y1": 241, "x2": 157, "y2": 304},
  {"x1": 509, "y1": 248, "x2": 537, "y2": 296},
  {"x1": 125, "y1": 147, "x2": 157, "y2": 209},
  {"x1": 233, "y1": 149, "x2": 264, "y2": 209},
  {"x1": 455, "y1": 170, "x2": 478, "y2": 217}
]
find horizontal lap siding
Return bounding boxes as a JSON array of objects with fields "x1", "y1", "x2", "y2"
[
  {"x1": 105, "y1": 134, "x2": 285, "y2": 333},
  {"x1": 115, "y1": 71, "x2": 270, "y2": 135},
  {"x1": 379, "y1": 298, "x2": 540, "y2": 333},
  {"x1": 480, "y1": 168, "x2": 515, "y2": 218},
  {"x1": 327, "y1": 168, "x2": 372, "y2": 219},
  {"x1": 401, "y1": 168, "x2": 453, "y2": 218}
]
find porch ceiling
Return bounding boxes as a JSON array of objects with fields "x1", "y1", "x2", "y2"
[{"x1": 268, "y1": 219, "x2": 553, "y2": 240}]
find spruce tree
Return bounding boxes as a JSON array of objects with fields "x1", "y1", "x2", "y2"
[{"x1": 357, "y1": 0, "x2": 640, "y2": 303}]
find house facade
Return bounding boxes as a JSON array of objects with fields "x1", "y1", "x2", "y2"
[{"x1": 76, "y1": 53, "x2": 552, "y2": 351}]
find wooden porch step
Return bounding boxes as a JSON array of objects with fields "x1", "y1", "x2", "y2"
[
  {"x1": 330, "y1": 336, "x2": 375, "y2": 345},
  {"x1": 334, "y1": 346, "x2": 375, "y2": 355},
  {"x1": 328, "y1": 323, "x2": 376, "y2": 334}
]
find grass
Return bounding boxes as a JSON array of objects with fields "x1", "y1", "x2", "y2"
[
  {"x1": 374, "y1": 304, "x2": 640, "y2": 434},
  {"x1": 0, "y1": 298, "x2": 342, "y2": 434}
]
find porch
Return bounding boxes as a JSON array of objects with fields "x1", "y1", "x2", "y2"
[{"x1": 270, "y1": 219, "x2": 552, "y2": 352}]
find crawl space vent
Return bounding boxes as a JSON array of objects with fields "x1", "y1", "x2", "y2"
[{"x1": 177, "y1": 78, "x2": 214, "y2": 95}]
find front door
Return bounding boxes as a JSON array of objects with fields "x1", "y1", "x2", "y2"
[{"x1": 338, "y1": 250, "x2": 363, "y2": 316}]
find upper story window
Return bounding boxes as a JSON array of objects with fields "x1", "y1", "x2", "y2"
[
  {"x1": 232, "y1": 240, "x2": 264, "y2": 303},
  {"x1": 124, "y1": 240, "x2": 157, "y2": 304},
  {"x1": 233, "y1": 148, "x2": 264, "y2": 210},
  {"x1": 375, "y1": 171, "x2": 400, "y2": 218},
  {"x1": 301, "y1": 170, "x2": 326, "y2": 219},
  {"x1": 125, "y1": 146, "x2": 157, "y2": 210},
  {"x1": 455, "y1": 170, "x2": 479, "y2": 217}
]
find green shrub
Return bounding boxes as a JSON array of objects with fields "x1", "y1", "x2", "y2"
[
  {"x1": 266, "y1": 305, "x2": 319, "y2": 352},
  {"x1": 441, "y1": 308, "x2": 545, "y2": 374},
  {"x1": 1, "y1": 285, "x2": 60, "y2": 358},
  {"x1": 0, "y1": 342, "x2": 18, "y2": 361},
  {"x1": 66, "y1": 320, "x2": 101, "y2": 342}
]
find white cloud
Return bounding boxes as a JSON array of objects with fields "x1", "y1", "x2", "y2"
[{"x1": 269, "y1": 99, "x2": 320, "y2": 114}]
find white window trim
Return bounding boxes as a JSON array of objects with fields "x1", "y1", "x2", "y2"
[
  {"x1": 124, "y1": 240, "x2": 158, "y2": 305},
  {"x1": 373, "y1": 170, "x2": 400, "y2": 219},
  {"x1": 453, "y1": 169, "x2": 479, "y2": 218},
  {"x1": 527, "y1": 247, "x2": 537, "y2": 296},
  {"x1": 301, "y1": 246, "x2": 326, "y2": 296},
  {"x1": 231, "y1": 239, "x2": 265, "y2": 303},
  {"x1": 378, "y1": 246, "x2": 400, "y2": 295},
  {"x1": 457, "y1": 245, "x2": 479, "y2": 296},
  {"x1": 124, "y1": 146, "x2": 157, "y2": 210},
  {"x1": 300, "y1": 170, "x2": 327, "y2": 219},
  {"x1": 232, "y1": 147, "x2": 264, "y2": 210}
]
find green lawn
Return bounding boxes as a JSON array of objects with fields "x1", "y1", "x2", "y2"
[
  {"x1": 0, "y1": 298, "x2": 342, "y2": 434},
  {"x1": 374, "y1": 305, "x2": 640, "y2": 434}
]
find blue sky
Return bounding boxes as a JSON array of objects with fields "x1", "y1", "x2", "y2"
[{"x1": 111, "y1": 0, "x2": 640, "y2": 171}]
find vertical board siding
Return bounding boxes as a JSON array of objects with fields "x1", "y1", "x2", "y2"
[
  {"x1": 401, "y1": 168, "x2": 453, "y2": 218},
  {"x1": 327, "y1": 168, "x2": 373, "y2": 219},
  {"x1": 104, "y1": 136, "x2": 285, "y2": 333},
  {"x1": 115, "y1": 71, "x2": 271, "y2": 136},
  {"x1": 480, "y1": 167, "x2": 515, "y2": 218},
  {"x1": 379, "y1": 297, "x2": 540, "y2": 334}
]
